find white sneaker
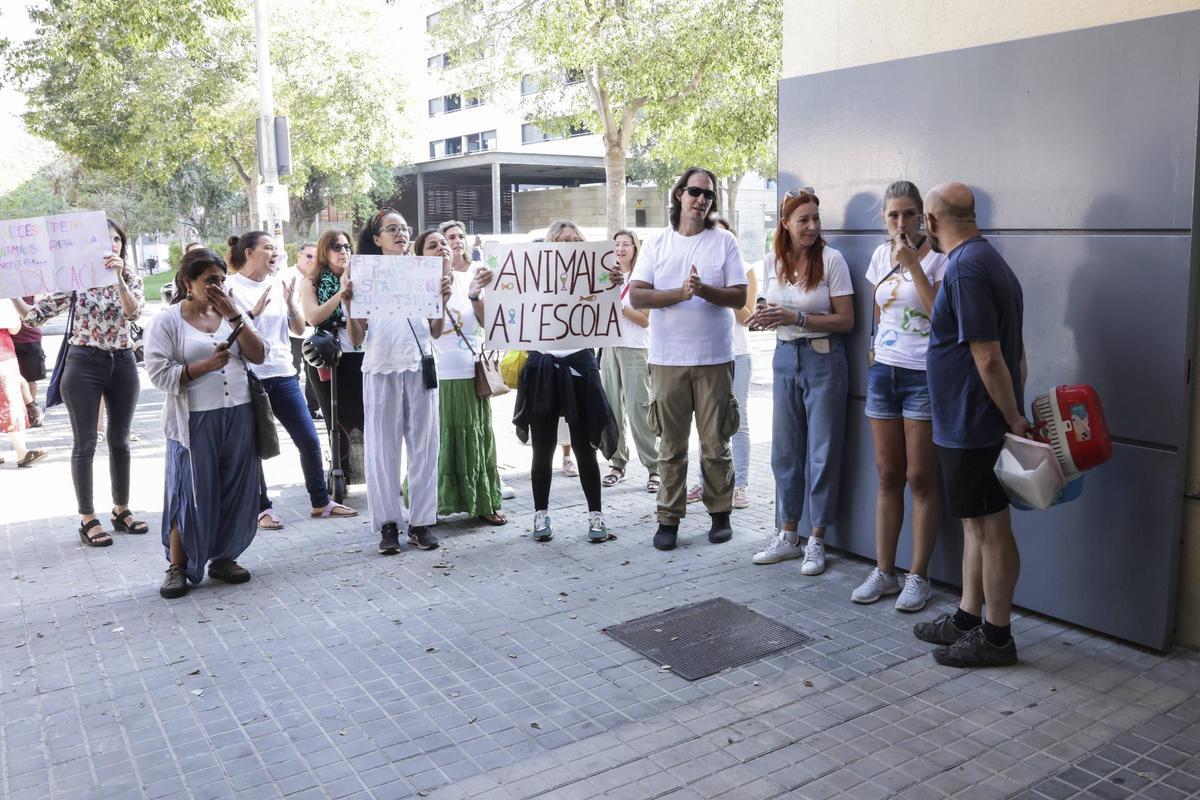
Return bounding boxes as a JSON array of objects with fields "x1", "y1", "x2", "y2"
[
  {"x1": 752, "y1": 530, "x2": 803, "y2": 565},
  {"x1": 801, "y1": 538, "x2": 826, "y2": 576},
  {"x1": 851, "y1": 568, "x2": 900, "y2": 603},
  {"x1": 894, "y1": 573, "x2": 932, "y2": 612},
  {"x1": 501, "y1": 484, "x2": 516, "y2": 500}
]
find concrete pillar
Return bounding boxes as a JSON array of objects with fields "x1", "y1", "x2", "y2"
[
  {"x1": 416, "y1": 171, "x2": 426, "y2": 233},
  {"x1": 491, "y1": 162, "x2": 502, "y2": 234}
]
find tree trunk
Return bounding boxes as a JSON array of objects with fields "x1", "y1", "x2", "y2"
[
  {"x1": 604, "y1": 141, "x2": 626, "y2": 236},
  {"x1": 723, "y1": 173, "x2": 744, "y2": 231}
]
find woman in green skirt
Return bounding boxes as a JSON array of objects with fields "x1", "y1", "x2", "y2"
[{"x1": 430, "y1": 223, "x2": 507, "y2": 525}]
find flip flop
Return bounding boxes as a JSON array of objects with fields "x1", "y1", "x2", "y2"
[
  {"x1": 257, "y1": 509, "x2": 285, "y2": 530},
  {"x1": 17, "y1": 450, "x2": 46, "y2": 468},
  {"x1": 478, "y1": 512, "x2": 508, "y2": 526},
  {"x1": 312, "y1": 502, "x2": 358, "y2": 518}
]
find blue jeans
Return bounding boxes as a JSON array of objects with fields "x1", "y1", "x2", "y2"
[
  {"x1": 771, "y1": 337, "x2": 848, "y2": 528},
  {"x1": 732, "y1": 353, "x2": 752, "y2": 487},
  {"x1": 258, "y1": 375, "x2": 330, "y2": 510}
]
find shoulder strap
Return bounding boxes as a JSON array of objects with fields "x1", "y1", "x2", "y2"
[
  {"x1": 446, "y1": 310, "x2": 479, "y2": 358},
  {"x1": 406, "y1": 319, "x2": 428, "y2": 357}
]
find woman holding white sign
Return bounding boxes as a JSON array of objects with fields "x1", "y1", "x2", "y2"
[
  {"x1": 227, "y1": 231, "x2": 357, "y2": 528},
  {"x1": 299, "y1": 229, "x2": 366, "y2": 488},
  {"x1": 512, "y1": 220, "x2": 620, "y2": 544},
  {"x1": 432, "y1": 220, "x2": 508, "y2": 525},
  {"x1": 15, "y1": 218, "x2": 148, "y2": 547},
  {"x1": 348, "y1": 222, "x2": 452, "y2": 555}
]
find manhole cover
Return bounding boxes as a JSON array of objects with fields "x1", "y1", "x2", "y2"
[{"x1": 602, "y1": 597, "x2": 812, "y2": 681}]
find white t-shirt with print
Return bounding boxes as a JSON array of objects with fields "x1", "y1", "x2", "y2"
[
  {"x1": 866, "y1": 243, "x2": 948, "y2": 371},
  {"x1": 435, "y1": 267, "x2": 483, "y2": 380},
  {"x1": 630, "y1": 226, "x2": 748, "y2": 366},
  {"x1": 362, "y1": 316, "x2": 434, "y2": 375},
  {"x1": 762, "y1": 248, "x2": 854, "y2": 342}
]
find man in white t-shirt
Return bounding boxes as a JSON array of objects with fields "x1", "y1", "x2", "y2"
[{"x1": 629, "y1": 167, "x2": 749, "y2": 550}]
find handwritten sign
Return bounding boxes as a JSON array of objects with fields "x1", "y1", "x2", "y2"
[
  {"x1": 483, "y1": 241, "x2": 623, "y2": 349},
  {"x1": 0, "y1": 211, "x2": 114, "y2": 299},
  {"x1": 349, "y1": 255, "x2": 443, "y2": 319}
]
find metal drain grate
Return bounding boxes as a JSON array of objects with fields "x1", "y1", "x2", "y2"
[{"x1": 602, "y1": 597, "x2": 812, "y2": 681}]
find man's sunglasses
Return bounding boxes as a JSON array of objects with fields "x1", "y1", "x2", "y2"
[
  {"x1": 684, "y1": 186, "x2": 716, "y2": 201},
  {"x1": 329, "y1": 243, "x2": 352, "y2": 253}
]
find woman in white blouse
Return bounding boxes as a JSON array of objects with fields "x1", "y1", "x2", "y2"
[
  {"x1": 747, "y1": 189, "x2": 854, "y2": 577},
  {"x1": 226, "y1": 231, "x2": 357, "y2": 529},
  {"x1": 145, "y1": 247, "x2": 267, "y2": 599},
  {"x1": 347, "y1": 223, "x2": 452, "y2": 556}
]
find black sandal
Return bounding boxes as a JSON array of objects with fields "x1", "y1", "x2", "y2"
[
  {"x1": 111, "y1": 509, "x2": 149, "y2": 534},
  {"x1": 78, "y1": 519, "x2": 113, "y2": 548},
  {"x1": 602, "y1": 467, "x2": 626, "y2": 487}
]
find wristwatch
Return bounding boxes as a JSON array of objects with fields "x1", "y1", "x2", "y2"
[{"x1": 796, "y1": 311, "x2": 807, "y2": 328}]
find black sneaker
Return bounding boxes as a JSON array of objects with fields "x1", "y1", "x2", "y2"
[
  {"x1": 932, "y1": 626, "x2": 1018, "y2": 668},
  {"x1": 408, "y1": 526, "x2": 439, "y2": 551},
  {"x1": 708, "y1": 512, "x2": 732, "y2": 544},
  {"x1": 653, "y1": 523, "x2": 678, "y2": 551},
  {"x1": 913, "y1": 612, "x2": 980, "y2": 646},
  {"x1": 208, "y1": 559, "x2": 251, "y2": 584},
  {"x1": 378, "y1": 522, "x2": 401, "y2": 555},
  {"x1": 159, "y1": 565, "x2": 188, "y2": 599}
]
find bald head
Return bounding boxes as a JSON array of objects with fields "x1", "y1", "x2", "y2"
[{"x1": 926, "y1": 182, "x2": 976, "y2": 224}]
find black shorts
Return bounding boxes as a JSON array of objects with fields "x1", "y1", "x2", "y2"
[
  {"x1": 937, "y1": 443, "x2": 1008, "y2": 519},
  {"x1": 13, "y1": 342, "x2": 46, "y2": 382}
]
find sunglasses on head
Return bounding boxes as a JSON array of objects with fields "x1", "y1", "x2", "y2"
[
  {"x1": 329, "y1": 243, "x2": 352, "y2": 253},
  {"x1": 684, "y1": 186, "x2": 716, "y2": 201},
  {"x1": 785, "y1": 187, "x2": 817, "y2": 199}
]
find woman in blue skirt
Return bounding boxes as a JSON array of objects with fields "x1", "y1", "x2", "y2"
[{"x1": 145, "y1": 247, "x2": 268, "y2": 598}]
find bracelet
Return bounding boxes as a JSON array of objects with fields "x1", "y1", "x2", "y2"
[
  {"x1": 247, "y1": 311, "x2": 255, "y2": 321},
  {"x1": 227, "y1": 313, "x2": 243, "y2": 323},
  {"x1": 796, "y1": 311, "x2": 807, "y2": 327},
  {"x1": 468, "y1": 294, "x2": 480, "y2": 302}
]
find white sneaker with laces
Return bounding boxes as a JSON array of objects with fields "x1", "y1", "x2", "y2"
[
  {"x1": 752, "y1": 530, "x2": 803, "y2": 565},
  {"x1": 894, "y1": 573, "x2": 932, "y2": 612},
  {"x1": 851, "y1": 568, "x2": 900, "y2": 603},
  {"x1": 801, "y1": 537, "x2": 826, "y2": 576}
]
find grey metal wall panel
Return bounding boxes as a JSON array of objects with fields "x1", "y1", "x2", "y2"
[
  {"x1": 778, "y1": 11, "x2": 1200, "y2": 231},
  {"x1": 777, "y1": 11, "x2": 1198, "y2": 650},
  {"x1": 800, "y1": 408, "x2": 1181, "y2": 649}
]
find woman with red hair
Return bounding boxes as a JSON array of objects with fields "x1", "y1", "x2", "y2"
[{"x1": 747, "y1": 189, "x2": 854, "y2": 576}]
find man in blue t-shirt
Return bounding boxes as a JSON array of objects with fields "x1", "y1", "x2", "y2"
[{"x1": 913, "y1": 182, "x2": 1028, "y2": 668}]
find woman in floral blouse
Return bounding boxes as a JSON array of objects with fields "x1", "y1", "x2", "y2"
[{"x1": 13, "y1": 218, "x2": 148, "y2": 547}]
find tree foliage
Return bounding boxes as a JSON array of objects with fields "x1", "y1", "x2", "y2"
[
  {"x1": 11, "y1": 0, "x2": 405, "y2": 234},
  {"x1": 439, "y1": 0, "x2": 780, "y2": 233}
]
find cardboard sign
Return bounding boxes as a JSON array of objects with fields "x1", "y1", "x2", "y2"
[
  {"x1": 349, "y1": 255, "x2": 444, "y2": 319},
  {"x1": 482, "y1": 241, "x2": 623, "y2": 349},
  {"x1": 0, "y1": 211, "x2": 114, "y2": 298}
]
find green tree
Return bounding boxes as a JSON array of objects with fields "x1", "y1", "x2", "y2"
[
  {"x1": 440, "y1": 0, "x2": 780, "y2": 234},
  {"x1": 166, "y1": 160, "x2": 246, "y2": 240},
  {"x1": 12, "y1": 0, "x2": 405, "y2": 232}
]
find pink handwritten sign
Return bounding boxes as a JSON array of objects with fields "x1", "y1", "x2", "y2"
[{"x1": 0, "y1": 211, "x2": 114, "y2": 298}]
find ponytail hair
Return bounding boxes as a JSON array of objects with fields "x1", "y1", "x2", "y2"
[
  {"x1": 227, "y1": 231, "x2": 269, "y2": 270},
  {"x1": 171, "y1": 248, "x2": 228, "y2": 304}
]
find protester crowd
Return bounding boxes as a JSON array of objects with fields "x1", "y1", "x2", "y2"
[{"x1": 3, "y1": 168, "x2": 1027, "y2": 669}]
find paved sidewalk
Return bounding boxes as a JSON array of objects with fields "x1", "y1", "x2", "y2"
[{"x1": 1, "y1": 338, "x2": 1198, "y2": 800}]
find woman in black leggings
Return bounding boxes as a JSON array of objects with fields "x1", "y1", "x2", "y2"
[
  {"x1": 14, "y1": 219, "x2": 148, "y2": 546},
  {"x1": 512, "y1": 220, "x2": 619, "y2": 543}
]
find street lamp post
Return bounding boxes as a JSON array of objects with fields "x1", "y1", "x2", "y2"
[{"x1": 254, "y1": 0, "x2": 290, "y2": 244}]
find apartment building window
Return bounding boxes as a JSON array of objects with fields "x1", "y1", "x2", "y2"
[
  {"x1": 520, "y1": 74, "x2": 540, "y2": 95},
  {"x1": 568, "y1": 123, "x2": 591, "y2": 137},
  {"x1": 445, "y1": 136, "x2": 463, "y2": 156},
  {"x1": 428, "y1": 52, "x2": 450, "y2": 70},
  {"x1": 466, "y1": 129, "x2": 497, "y2": 152},
  {"x1": 425, "y1": 11, "x2": 440, "y2": 31},
  {"x1": 463, "y1": 90, "x2": 485, "y2": 109},
  {"x1": 521, "y1": 123, "x2": 552, "y2": 144},
  {"x1": 429, "y1": 140, "x2": 445, "y2": 159},
  {"x1": 428, "y1": 97, "x2": 444, "y2": 116},
  {"x1": 564, "y1": 67, "x2": 585, "y2": 84},
  {"x1": 444, "y1": 93, "x2": 461, "y2": 113}
]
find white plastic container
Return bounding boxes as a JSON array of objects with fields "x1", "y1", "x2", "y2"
[{"x1": 993, "y1": 434, "x2": 1067, "y2": 511}]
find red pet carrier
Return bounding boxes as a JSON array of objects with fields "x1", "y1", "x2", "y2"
[{"x1": 1029, "y1": 384, "x2": 1112, "y2": 479}]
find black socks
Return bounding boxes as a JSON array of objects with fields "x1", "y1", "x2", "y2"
[
  {"x1": 983, "y1": 621, "x2": 1012, "y2": 647},
  {"x1": 953, "y1": 608, "x2": 982, "y2": 631}
]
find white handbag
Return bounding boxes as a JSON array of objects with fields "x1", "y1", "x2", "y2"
[{"x1": 993, "y1": 434, "x2": 1066, "y2": 511}]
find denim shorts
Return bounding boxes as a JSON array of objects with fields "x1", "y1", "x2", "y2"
[{"x1": 865, "y1": 362, "x2": 932, "y2": 420}]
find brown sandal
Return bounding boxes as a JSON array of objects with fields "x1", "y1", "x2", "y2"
[{"x1": 78, "y1": 519, "x2": 113, "y2": 548}]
